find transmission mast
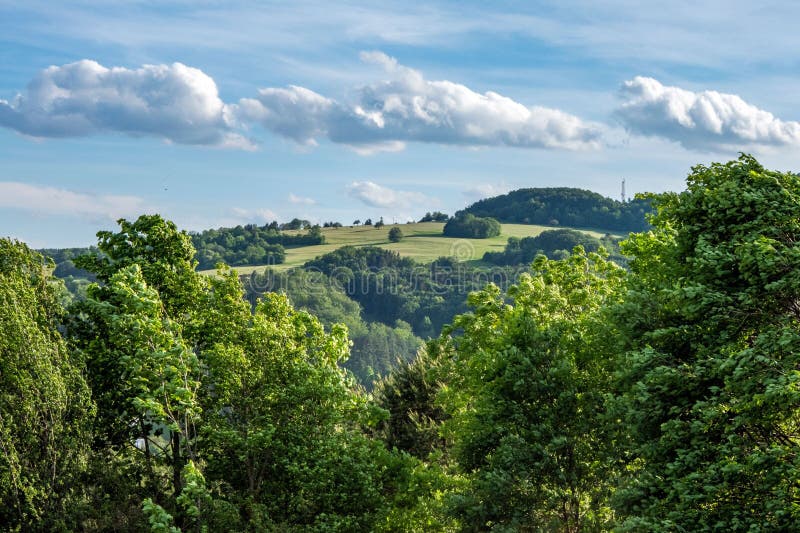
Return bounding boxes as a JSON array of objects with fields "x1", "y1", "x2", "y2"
[{"x1": 621, "y1": 178, "x2": 626, "y2": 203}]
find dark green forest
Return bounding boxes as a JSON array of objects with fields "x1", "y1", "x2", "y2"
[
  {"x1": 4, "y1": 156, "x2": 800, "y2": 531},
  {"x1": 458, "y1": 187, "x2": 652, "y2": 232}
]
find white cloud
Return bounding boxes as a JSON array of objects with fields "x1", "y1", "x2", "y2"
[
  {"x1": 288, "y1": 193, "x2": 317, "y2": 205},
  {"x1": 237, "y1": 85, "x2": 333, "y2": 146},
  {"x1": 229, "y1": 207, "x2": 279, "y2": 223},
  {"x1": 0, "y1": 60, "x2": 254, "y2": 148},
  {"x1": 346, "y1": 181, "x2": 431, "y2": 209},
  {"x1": 615, "y1": 76, "x2": 800, "y2": 151},
  {"x1": 0, "y1": 182, "x2": 149, "y2": 221},
  {"x1": 463, "y1": 183, "x2": 512, "y2": 202},
  {"x1": 236, "y1": 51, "x2": 602, "y2": 151}
]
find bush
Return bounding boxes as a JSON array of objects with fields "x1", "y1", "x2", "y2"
[{"x1": 388, "y1": 227, "x2": 404, "y2": 242}]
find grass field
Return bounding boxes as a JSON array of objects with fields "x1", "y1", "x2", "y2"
[{"x1": 200, "y1": 222, "x2": 617, "y2": 276}]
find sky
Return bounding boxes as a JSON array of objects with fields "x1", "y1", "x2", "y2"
[{"x1": 1, "y1": 0, "x2": 799, "y2": 247}]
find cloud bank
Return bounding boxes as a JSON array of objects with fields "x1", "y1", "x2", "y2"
[
  {"x1": 237, "y1": 51, "x2": 603, "y2": 151},
  {"x1": 0, "y1": 182, "x2": 149, "y2": 220},
  {"x1": 0, "y1": 60, "x2": 252, "y2": 148},
  {"x1": 616, "y1": 76, "x2": 800, "y2": 151}
]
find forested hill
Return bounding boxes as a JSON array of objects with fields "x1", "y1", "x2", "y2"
[{"x1": 458, "y1": 187, "x2": 652, "y2": 232}]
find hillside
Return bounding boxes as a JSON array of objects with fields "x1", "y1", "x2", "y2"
[
  {"x1": 457, "y1": 187, "x2": 652, "y2": 232},
  {"x1": 201, "y1": 221, "x2": 617, "y2": 275}
]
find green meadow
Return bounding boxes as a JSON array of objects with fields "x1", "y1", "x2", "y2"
[{"x1": 203, "y1": 221, "x2": 616, "y2": 275}]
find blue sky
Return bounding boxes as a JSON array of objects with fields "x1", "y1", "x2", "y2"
[{"x1": 2, "y1": 0, "x2": 799, "y2": 247}]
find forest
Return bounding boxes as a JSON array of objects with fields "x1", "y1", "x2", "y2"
[
  {"x1": 459, "y1": 187, "x2": 652, "y2": 232},
  {"x1": 2, "y1": 155, "x2": 800, "y2": 532}
]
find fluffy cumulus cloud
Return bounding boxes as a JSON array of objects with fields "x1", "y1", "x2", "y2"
[
  {"x1": 616, "y1": 76, "x2": 800, "y2": 151},
  {"x1": 346, "y1": 181, "x2": 430, "y2": 209},
  {"x1": 236, "y1": 51, "x2": 602, "y2": 151},
  {"x1": 1, "y1": 54, "x2": 601, "y2": 153},
  {"x1": 0, "y1": 60, "x2": 253, "y2": 148},
  {"x1": 0, "y1": 182, "x2": 149, "y2": 220}
]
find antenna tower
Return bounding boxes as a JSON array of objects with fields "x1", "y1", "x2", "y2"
[{"x1": 621, "y1": 178, "x2": 626, "y2": 203}]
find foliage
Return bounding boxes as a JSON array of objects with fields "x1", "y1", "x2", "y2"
[
  {"x1": 374, "y1": 348, "x2": 447, "y2": 460},
  {"x1": 244, "y1": 268, "x2": 422, "y2": 388},
  {"x1": 419, "y1": 211, "x2": 450, "y2": 223},
  {"x1": 190, "y1": 222, "x2": 326, "y2": 269},
  {"x1": 612, "y1": 155, "x2": 800, "y2": 531},
  {"x1": 388, "y1": 226, "x2": 404, "y2": 242},
  {"x1": 443, "y1": 214, "x2": 501, "y2": 239},
  {"x1": 301, "y1": 246, "x2": 520, "y2": 338},
  {"x1": 436, "y1": 248, "x2": 625, "y2": 531},
  {"x1": 0, "y1": 239, "x2": 93, "y2": 530},
  {"x1": 201, "y1": 291, "x2": 388, "y2": 529},
  {"x1": 459, "y1": 186, "x2": 651, "y2": 232},
  {"x1": 484, "y1": 228, "x2": 624, "y2": 265}
]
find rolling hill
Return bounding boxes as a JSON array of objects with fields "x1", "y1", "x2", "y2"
[{"x1": 201, "y1": 221, "x2": 618, "y2": 275}]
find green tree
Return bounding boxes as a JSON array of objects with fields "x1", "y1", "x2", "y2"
[
  {"x1": 388, "y1": 227, "x2": 404, "y2": 243},
  {"x1": 613, "y1": 155, "x2": 800, "y2": 531},
  {"x1": 0, "y1": 239, "x2": 93, "y2": 530},
  {"x1": 437, "y1": 248, "x2": 625, "y2": 531},
  {"x1": 442, "y1": 214, "x2": 501, "y2": 239},
  {"x1": 201, "y1": 291, "x2": 388, "y2": 529},
  {"x1": 85, "y1": 265, "x2": 203, "y2": 505}
]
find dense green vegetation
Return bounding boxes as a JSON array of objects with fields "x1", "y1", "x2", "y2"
[
  {"x1": 484, "y1": 228, "x2": 625, "y2": 265},
  {"x1": 419, "y1": 211, "x2": 449, "y2": 222},
  {"x1": 5, "y1": 156, "x2": 800, "y2": 531},
  {"x1": 459, "y1": 186, "x2": 652, "y2": 232},
  {"x1": 190, "y1": 223, "x2": 325, "y2": 269},
  {"x1": 442, "y1": 213, "x2": 502, "y2": 238}
]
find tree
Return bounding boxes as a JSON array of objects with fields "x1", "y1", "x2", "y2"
[
  {"x1": 354, "y1": 219, "x2": 361, "y2": 226},
  {"x1": 436, "y1": 248, "x2": 625, "y2": 531},
  {"x1": 375, "y1": 217, "x2": 385, "y2": 228},
  {"x1": 84, "y1": 265, "x2": 203, "y2": 509},
  {"x1": 613, "y1": 155, "x2": 800, "y2": 530},
  {"x1": 201, "y1": 292, "x2": 388, "y2": 529},
  {"x1": 388, "y1": 227, "x2": 404, "y2": 243},
  {"x1": 365, "y1": 218, "x2": 373, "y2": 226},
  {"x1": 442, "y1": 213, "x2": 501, "y2": 239},
  {"x1": 0, "y1": 239, "x2": 93, "y2": 530},
  {"x1": 419, "y1": 211, "x2": 449, "y2": 223}
]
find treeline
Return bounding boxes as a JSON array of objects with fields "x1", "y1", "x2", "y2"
[
  {"x1": 190, "y1": 223, "x2": 325, "y2": 269},
  {"x1": 5, "y1": 156, "x2": 800, "y2": 531},
  {"x1": 484, "y1": 228, "x2": 625, "y2": 265},
  {"x1": 459, "y1": 186, "x2": 652, "y2": 232}
]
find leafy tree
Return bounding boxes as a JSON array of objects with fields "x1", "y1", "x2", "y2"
[
  {"x1": 613, "y1": 155, "x2": 800, "y2": 531},
  {"x1": 437, "y1": 248, "x2": 625, "y2": 531},
  {"x1": 376, "y1": 217, "x2": 386, "y2": 228},
  {"x1": 201, "y1": 292, "x2": 388, "y2": 529},
  {"x1": 442, "y1": 214, "x2": 501, "y2": 239},
  {"x1": 419, "y1": 211, "x2": 450, "y2": 223},
  {"x1": 365, "y1": 218, "x2": 374, "y2": 226},
  {"x1": 85, "y1": 265, "x2": 202, "y2": 506},
  {"x1": 0, "y1": 240, "x2": 93, "y2": 530},
  {"x1": 388, "y1": 227, "x2": 404, "y2": 242}
]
